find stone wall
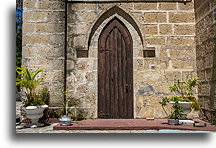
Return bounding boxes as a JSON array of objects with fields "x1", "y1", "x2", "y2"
[
  {"x1": 22, "y1": 0, "x2": 199, "y2": 119},
  {"x1": 194, "y1": 0, "x2": 216, "y2": 123},
  {"x1": 66, "y1": 1, "x2": 197, "y2": 118},
  {"x1": 22, "y1": 0, "x2": 65, "y2": 107}
]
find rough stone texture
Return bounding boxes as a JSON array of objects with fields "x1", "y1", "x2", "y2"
[
  {"x1": 22, "y1": 0, "x2": 198, "y2": 119},
  {"x1": 22, "y1": 0, "x2": 66, "y2": 107},
  {"x1": 194, "y1": 0, "x2": 216, "y2": 123},
  {"x1": 144, "y1": 12, "x2": 167, "y2": 23}
]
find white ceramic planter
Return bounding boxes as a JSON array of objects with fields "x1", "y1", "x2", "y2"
[
  {"x1": 22, "y1": 105, "x2": 48, "y2": 128},
  {"x1": 170, "y1": 101, "x2": 192, "y2": 119}
]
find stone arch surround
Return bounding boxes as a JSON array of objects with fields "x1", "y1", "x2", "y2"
[{"x1": 87, "y1": 6, "x2": 144, "y2": 50}]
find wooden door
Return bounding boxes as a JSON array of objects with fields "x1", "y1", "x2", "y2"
[{"x1": 98, "y1": 18, "x2": 133, "y2": 119}]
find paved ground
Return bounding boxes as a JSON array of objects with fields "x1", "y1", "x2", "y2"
[
  {"x1": 16, "y1": 118, "x2": 215, "y2": 133},
  {"x1": 16, "y1": 124, "x2": 213, "y2": 133}
]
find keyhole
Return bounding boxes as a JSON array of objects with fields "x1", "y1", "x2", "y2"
[{"x1": 126, "y1": 84, "x2": 129, "y2": 93}]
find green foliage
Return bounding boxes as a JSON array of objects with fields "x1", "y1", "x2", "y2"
[
  {"x1": 16, "y1": 66, "x2": 46, "y2": 106},
  {"x1": 23, "y1": 95, "x2": 45, "y2": 106},
  {"x1": 169, "y1": 105, "x2": 183, "y2": 119},
  {"x1": 159, "y1": 77, "x2": 200, "y2": 119},
  {"x1": 168, "y1": 77, "x2": 199, "y2": 97},
  {"x1": 71, "y1": 113, "x2": 86, "y2": 121},
  {"x1": 16, "y1": 66, "x2": 44, "y2": 93},
  {"x1": 60, "y1": 91, "x2": 86, "y2": 121},
  {"x1": 38, "y1": 87, "x2": 50, "y2": 105},
  {"x1": 16, "y1": 30, "x2": 22, "y2": 67}
]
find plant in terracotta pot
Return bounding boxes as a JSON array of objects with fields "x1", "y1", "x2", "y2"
[
  {"x1": 159, "y1": 77, "x2": 200, "y2": 125},
  {"x1": 16, "y1": 66, "x2": 48, "y2": 128}
]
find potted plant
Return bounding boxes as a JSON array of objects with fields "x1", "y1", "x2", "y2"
[
  {"x1": 59, "y1": 91, "x2": 72, "y2": 126},
  {"x1": 16, "y1": 66, "x2": 48, "y2": 128},
  {"x1": 59, "y1": 91, "x2": 86, "y2": 125},
  {"x1": 159, "y1": 77, "x2": 200, "y2": 124},
  {"x1": 168, "y1": 103, "x2": 184, "y2": 125}
]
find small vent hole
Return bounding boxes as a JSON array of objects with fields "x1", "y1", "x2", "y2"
[
  {"x1": 77, "y1": 50, "x2": 88, "y2": 58},
  {"x1": 143, "y1": 50, "x2": 155, "y2": 58}
]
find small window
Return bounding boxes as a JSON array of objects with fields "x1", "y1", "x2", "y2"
[
  {"x1": 143, "y1": 50, "x2": 155, "y2": 58},
  {"x1": 77, "y1": 50, "x2": 88, "y2": 58}
]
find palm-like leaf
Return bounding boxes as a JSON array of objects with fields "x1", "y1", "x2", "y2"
[{"x1": 16, "y1": 66, "x2": 45, "y2": 103}]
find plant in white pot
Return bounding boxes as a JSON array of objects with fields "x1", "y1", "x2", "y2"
[
  {"x1": 16, "y1": 66, "x2": 48, "y2": 128},
  {"x1": 159, "y1": 77, "x2": 200, "y2": 125}
]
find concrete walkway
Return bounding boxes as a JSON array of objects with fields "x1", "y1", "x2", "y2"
[{"x1": 16, "y1": 118, "x2": 215, "y2": 133}]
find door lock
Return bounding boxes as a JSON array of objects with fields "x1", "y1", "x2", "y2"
[{"x1": 126, "y1": 84, "x2": 129, "y2": 93}]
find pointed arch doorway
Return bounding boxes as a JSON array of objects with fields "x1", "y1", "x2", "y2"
[{"x1": 98, "y1": 17, "x2": 133, "y2": 119}]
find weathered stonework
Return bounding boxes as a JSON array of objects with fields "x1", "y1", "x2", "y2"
[
  {"x1": 22, "y1": 0, "x2": 204, "y2": 119},
  {"x1": 22, "y1": 0, "x2": 66, "y2": 107},
  {"x1": 194, "y1": 0, "x2": 216, "y2": 123}
]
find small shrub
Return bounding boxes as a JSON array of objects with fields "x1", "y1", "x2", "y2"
[{"x1": 159, "y1": 77, "x2": 200, "y2": 119}]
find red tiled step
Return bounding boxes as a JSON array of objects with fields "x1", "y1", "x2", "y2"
[{"x1": 53, "y1": 119, "x2": 216, "y2": 131}]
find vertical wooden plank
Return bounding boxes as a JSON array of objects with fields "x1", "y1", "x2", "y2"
[
  {"x1": 113, "y1": 27, "x2": 118, "y2": 118},
  {"x1": 110, "y1": 30, "x2": 114, "y2": 118},
  {"x1": 126, "y1": 36, "x2": 133, "y2": 119},
  {"x1": 106, "y1": 35, "x2": 111, "y2": 118},
  {"x1": 121, "y1": 37, "x2": 126, "y2": 118},
  {"x1": 117, "y1": 30, "x2": 123, "y2": 118},
  {"x1": 98, "y1": 39, "x2": 106, "y2": 117}
]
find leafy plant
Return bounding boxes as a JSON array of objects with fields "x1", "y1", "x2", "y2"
[
  {"x1": 169, "y1": 104, "x2": 184, "y2": 119},
  {"x1": 71, "y1": 113, "x2": 86, "y2": 121},
  {"x1": 159, "y1": 77, "x2": 200, "y2": 119},
  {"x1": 38, "y1": 87, "x2": 50, "y2": 105},
  {"x1": 16, "y1": 66, "x2": 46, "y2": 106},
  {"x1": 61, "y1": 91, "x2": 86, "y2": 120}
]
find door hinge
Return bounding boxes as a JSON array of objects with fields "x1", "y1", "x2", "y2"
[{"x1": 99, "y1": 49, "x2": 111, "y2": 53}]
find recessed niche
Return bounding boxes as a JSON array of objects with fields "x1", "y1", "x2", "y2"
[
  {"x1": 214, "y1": 8, "x2": 216, "y2": 21},
  {"x1": 143, "y1": 50, "x2": 155, "y2": 58},
  {"x1": 77, "y1": 50, "x2": 88, "y2": 58}
]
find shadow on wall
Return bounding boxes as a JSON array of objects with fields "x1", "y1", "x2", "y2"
[{"x1": 87, "y1": 6, "x2": 144, "y2": 49}]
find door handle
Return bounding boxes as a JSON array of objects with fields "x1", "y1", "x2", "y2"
[{"x1": 126, "y1": 84, "x2": 129, "y2": 93}]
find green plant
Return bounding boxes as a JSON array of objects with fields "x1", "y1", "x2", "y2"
[
  {"x1": 61, "y1": 91, "x2": 69, "y2": 116},
  {"x1": 159, "y1": 77, "x2": 200, "y2": 118},
  {"x1": 71, "y1": 105, "x2": 86, "y2": 121},
  {"x1": 60, "y1": 91, "x2": 86, "y2": 120},
  {"x1": 71, "y1": 113, "x2": 86, "y2": 121},
  {"x1": 38, "y1": 87, "x2": 50, "y2": 105},
  {"x1": 16, "y1": 66, "x2": 46, "y2": 106},
  {"x1": 169, "y1": 104, "x2": 184, "y2": 119}
]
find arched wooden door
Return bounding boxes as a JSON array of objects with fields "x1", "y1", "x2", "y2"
[{"x1": 98, "y1": 18, "x2": 133, "y2": 119}]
